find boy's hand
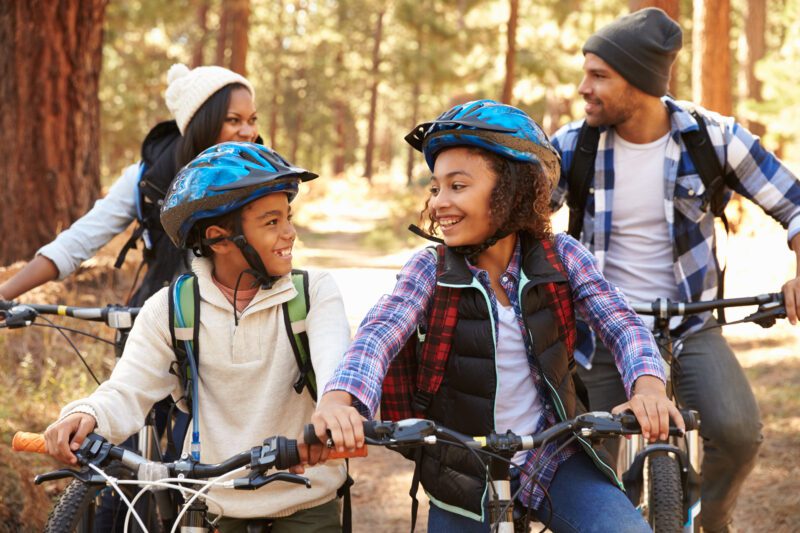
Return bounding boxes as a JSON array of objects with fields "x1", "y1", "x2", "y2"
[
  {"x1": 612, "y1": 375, "x2": 684, "y2": 442},
  {"x1": 302, "y1": 390, "x2": 365, "y2": 466},
  {"x1": 44, "y1": 413, "x2": 97, "y2": 465}
]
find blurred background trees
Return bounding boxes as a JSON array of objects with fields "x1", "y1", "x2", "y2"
[{"x1": 3, "y1": 0, "x2": 800, "y2": 262}]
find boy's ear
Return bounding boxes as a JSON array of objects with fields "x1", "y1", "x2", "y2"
[{"x1": 205, "y1": 225, "x2": 235, "y2": 255}]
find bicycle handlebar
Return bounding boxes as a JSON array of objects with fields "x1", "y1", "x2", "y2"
[
  {"x1": 0, "y1": 300, "x2": 139, "y2": 329},
  {"x1": 303, "y1": 410, "x2": 700, "y2": 458},
  {"x1": 629, "y1": 293, "x2": 785, "y2": 323}
]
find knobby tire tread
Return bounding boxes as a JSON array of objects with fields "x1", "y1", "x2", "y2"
[
  {"x1": 648, "y1": 453, "x2": 684, "y2": 533},
  {"x1": 44, "y1": 480, "x2": 96, "y2": 533}
]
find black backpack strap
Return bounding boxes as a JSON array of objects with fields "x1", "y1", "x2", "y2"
[
  {"x1": 682, "y1": 110, "x2": 730, "y2": 320},
  {"x1": 337, "y1": 460, "x2": 355, "y2": 533},
  {"x1": 682, "y1": 110, "x2": 729, "y2": 217},
  {"x1": 566, "y1": 122, "x2": 600, "y2": 239},
  {"x1": 408, "y1": 447, "x2": 424, "y2": 533}
]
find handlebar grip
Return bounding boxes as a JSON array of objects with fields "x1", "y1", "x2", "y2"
[
  {"x1": 303, "y1": 424, "x2": 369, "y2": 459},
  {"x1": 12, "y1": 432, "x2": 47, "y2": 454}
]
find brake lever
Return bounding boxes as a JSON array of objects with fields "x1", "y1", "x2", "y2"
[
  {"x1": 233, "y1": 471, "x2": 311, "y2": 490},
  {"x1": 35, "y1": 468, "x2": 107, "y2": 486},
  {"x1": 746, "y1": 303, "x2": 786, "y2": 328},
  {"x1": 3, "y1": 305, "x2": 39, "y2": 329}
]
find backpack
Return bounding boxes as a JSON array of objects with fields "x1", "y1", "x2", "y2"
[
  {"x1": 167, "y1": 268, "x2": 316, "y2": 427},
  {"x1": 564, "y1": 108, "x2": 732, "y2": 315},
  {"x1": 380, "y1": 245, "x2": 461, "y2": 422},
  {"x1": 115, "y1": 121, "x2": 186, "y2": 307}
]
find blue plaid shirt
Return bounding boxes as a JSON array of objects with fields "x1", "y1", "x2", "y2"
[
  {"x1": 325, "y1": 233, "x2": 664, "y2": 510},
  {"x1": 552, "y1": 97, "x2": 800, "y2": 363}
]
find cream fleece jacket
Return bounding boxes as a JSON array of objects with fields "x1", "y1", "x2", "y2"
[{"x1": 61, "y1": 257, "x2": 351, "y2": 519}]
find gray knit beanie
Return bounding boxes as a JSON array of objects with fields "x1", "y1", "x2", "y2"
[{"x1": 583, "y1": 8, "x2": 682, "y2": 97}]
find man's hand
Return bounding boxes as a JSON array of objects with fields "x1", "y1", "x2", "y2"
[
  {"x1": 783, "y1": 232, "x2": 800, "y2": 324},
  {"x1": 298, "y1": 390, "x2": 365, "y2": 467},
  {"x1": 612, "y1": 375, "x2": 684, "y2": 442},
  {"x1": 43, "y1": 413, "x2": 97, "y2": 465}
]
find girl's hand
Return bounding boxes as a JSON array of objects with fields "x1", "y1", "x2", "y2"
[
  {"x1": 612, "y1": 375, "x2": 685, "y2": 442},
  {"x1": 43, "y1": 413, "x2": 97, "y2": 465},
  {"x1": 299, "y1": 390, "x2": 365, "y2": 467}
]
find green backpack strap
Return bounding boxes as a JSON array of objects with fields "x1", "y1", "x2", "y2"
[
  {"x1": 283, "y1": 269, "x2": 316, "y2": 400},
  {"x1": 167, "y1": 272, "x2": 200, "y2": 456}
]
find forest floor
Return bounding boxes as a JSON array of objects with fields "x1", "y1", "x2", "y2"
[{"x1": 1, "y1": 173, "x2": 798, "y2": 532}]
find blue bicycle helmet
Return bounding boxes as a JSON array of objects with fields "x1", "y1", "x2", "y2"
[
  {"x1": 404, "y1": 99, "x2": 560, "y2": 185},
  {"x1": 161, "y1": 141, "x2": 317, "y2": 249}
]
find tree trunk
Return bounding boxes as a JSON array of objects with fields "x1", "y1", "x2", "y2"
[
  {"x1": 363, "y1": 8, "x2": 385, "y2": 182},
  {"x1": 406, "y1": 82, "x2": 422, "y2": 186},
  {"x1": 228, "y1": 0, "x2": 250, "y2": 76},
  {"x1": 0, "y1": 0, "x2": 107, "y2": 263},
  {"x1": 744, "y1": 0, "x2": 766, "y2": 137},
  {"x1": 191, "y1": 0, "x2": 210, "y2": 68},
  {"x1": 216, "y1": 1, "x2": 230, "y2": 66},
  {"x1": 269, "y1": 0, "x2": 285, "y2": 150},
  {"x1": 692, "y1": 0, "x2": 732, "y2": 115},
  {"x1": 500, "y1": 0, "x2": 519, "y2": 104},
  {"x1": 629, "y1": 0, "x2": 680, "y2": 97}
]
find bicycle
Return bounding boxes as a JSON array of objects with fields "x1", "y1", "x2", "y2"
[
  {"x1": 14, "y1": 410, "x2": 697, "y2": 533},
  {"x1": 619, "y1": 292, "x2": 786, "y2": 532},
  {"x1": 0, "y1": 299, "x2": 178, "y2": 532}
]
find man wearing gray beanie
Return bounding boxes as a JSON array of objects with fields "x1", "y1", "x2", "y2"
[{"x1": 550, "y1": 8, "x2": 800, "y2": 533}]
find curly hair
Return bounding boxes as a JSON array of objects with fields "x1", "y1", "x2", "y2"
[{"x1": 420, "y1": 147, "x2": 554, "y2": 241}]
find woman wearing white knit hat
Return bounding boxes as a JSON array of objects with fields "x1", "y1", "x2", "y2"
[{"x1": 0, "y1": 63, "x2": 258, "y2": 306}]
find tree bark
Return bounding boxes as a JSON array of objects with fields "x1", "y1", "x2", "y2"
[
  {"x1": 500, "y1": 0, "x2": 519, "y2": 104},
  {"x1": 0, "y1": 0, "x2": 107, "y2": 263},
  {"x1": 191, "y1": 0, "x2": 210, "y2": 68},
  {"x1": 692, "y1": 0, "x2": 732, "y2": 114},
  {"x1": 363, "y1": 8, "x2": 385, "y2": 182},
  {"x1": 269, "y1": 0, "x2": 285, "y2": 150},
  {"x1": 744, "y1": 0, "x2": 766, "y2": 137},
  {"x1": 216, "y1": 1, "x2": 230, "y2": 67},
  {"x1": 228, "y1": 0, "x2": 250, "y2": 76},
  {"x1": 629, "y1": 0, "x2": 680, "y2": 97},
  {"x1": 406, "y1": 78, "x2": 422, "y2": 185}
]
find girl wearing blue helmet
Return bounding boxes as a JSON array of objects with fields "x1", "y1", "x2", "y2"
[
  {"x1": 43, "y1": 142, "x2": 351, "y2": 532},
  {"x1": 310, "y1": 100, "x2": 682, "y2": 532}
]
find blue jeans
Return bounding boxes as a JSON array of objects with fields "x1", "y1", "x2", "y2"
[{"x1": 427, "y1": 453, "x2": 649, "y2": 533}]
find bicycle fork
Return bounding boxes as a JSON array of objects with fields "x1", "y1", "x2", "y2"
[{"x1": 487, "y1": 457, "x2": 515, "y2": 533}]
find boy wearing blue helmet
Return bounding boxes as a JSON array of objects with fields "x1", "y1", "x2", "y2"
[
  {"x1": 43, "y1": 142, "x2": 350, "y2": 532},
  {"x1": 310, "y1": 101, "x2": 682, "y2": 532}
]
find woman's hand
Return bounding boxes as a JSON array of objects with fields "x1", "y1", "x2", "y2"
[
  {"x1": 298, "y1": 390, "x2": 365, "y2": 468},
  {"x1": 43, "y1": 413, "x2": 97, "y2": 465},
  {"x1": 612, "y1": 375, "x2": 684, "y2": 442}
]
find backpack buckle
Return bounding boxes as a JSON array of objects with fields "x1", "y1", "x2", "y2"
[
  {"x1": 293, "y1": 372, "x2": 308, "y2": 395},
  {"x1": 412, "y1": 390, "x2": 433, "y2": 414}
]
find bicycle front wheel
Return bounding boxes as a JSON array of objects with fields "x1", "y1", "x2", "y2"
[
  {"x1": 44, "y1": 464, "x2": 167, "y2": 533},
  {"x1": 647, "y1": 452, "x2": 683, "y2": 533}
]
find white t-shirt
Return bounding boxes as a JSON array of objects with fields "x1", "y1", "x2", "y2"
[
  {"x1": 494, "y1": 303, "x2": 542, "y2": 465},
  {"x1": 603, "y1": 132, "x2": 680, "y2": 324}
]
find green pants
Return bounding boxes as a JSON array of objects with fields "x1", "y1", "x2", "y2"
[{"x1": 214, "y1": 498, "x2": 341, "y2": 533}]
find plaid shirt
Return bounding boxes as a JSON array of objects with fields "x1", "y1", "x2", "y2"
[
  {"x1": 551, "y1": 97, "x2": 800, "y2": 361},
  {"x1": 325, "y1": 233, "x2": 663, "y2": 510}
]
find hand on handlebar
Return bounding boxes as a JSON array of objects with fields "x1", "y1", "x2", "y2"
[
  {"x1": 43, "y1": 413, "x2": 97, "y2": 466},
  {"x1": 303, "y1": 390, "x2": 366, "y2": 466},
  {"x1": 613, "y1": 375, "x2": 685, "y2": 443},
  {"x1": 782, "y1": 276, "x2": 800, "y2": 325}
]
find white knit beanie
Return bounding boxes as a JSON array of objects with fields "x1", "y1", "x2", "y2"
[{"x1": 164, "y1": 63, "x2": 255, "y2": 135}]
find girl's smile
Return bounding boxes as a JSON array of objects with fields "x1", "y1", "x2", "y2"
[{"x1": 430, "y1": 147, "x2": 498, "y2": 247}]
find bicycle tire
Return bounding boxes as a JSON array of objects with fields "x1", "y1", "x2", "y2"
[
  {"x1": 647, "y1": 452, "x2": 683, "y2": 533},
  {"x1": 44, "y1": 464, "x2": 167, "y2": 533}
]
